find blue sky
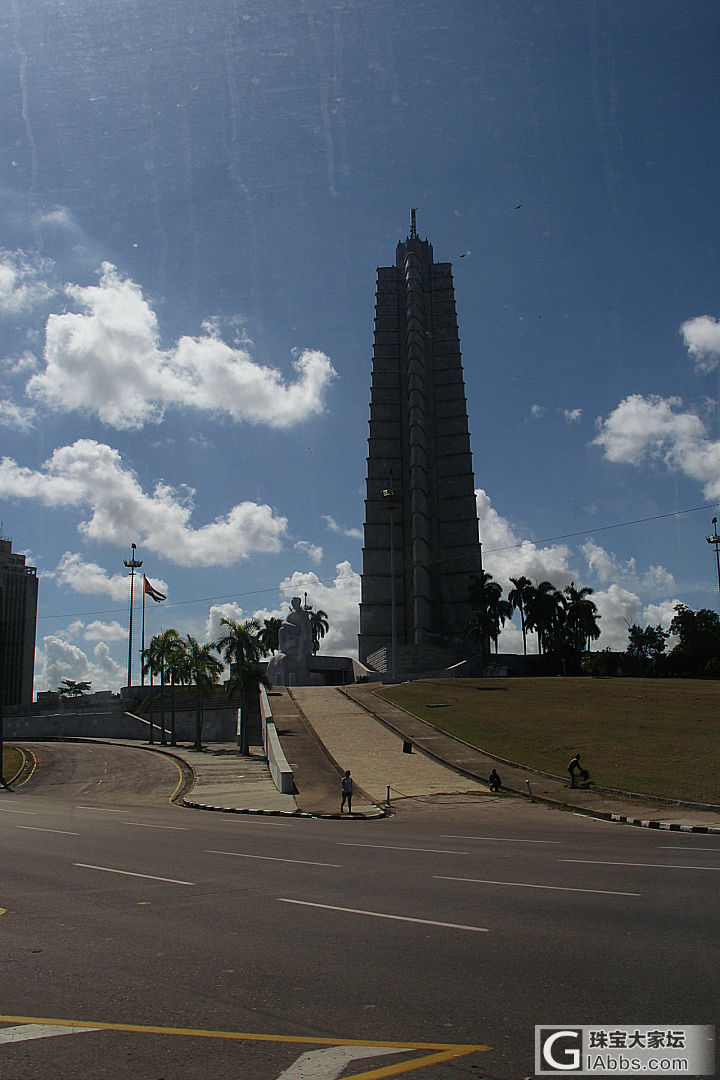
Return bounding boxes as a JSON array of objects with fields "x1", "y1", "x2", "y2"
[{"x1": 2, "y1": 0, "x2": 720, "y2": 694}]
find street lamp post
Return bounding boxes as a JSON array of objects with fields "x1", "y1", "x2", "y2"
[
  {"x1": 124, "y1": 542, "x2": 143, "y2": 688},
  {"x1": 706, "y1": 517, "x2": 720, "y2": 608},
  {"x1": 382, "y1": 481, "x2": 399, "y2": 682}
]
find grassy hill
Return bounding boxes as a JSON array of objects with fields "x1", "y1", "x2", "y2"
[{"x1": 376, "y1": 677, "x2": 719, "y2": 804}]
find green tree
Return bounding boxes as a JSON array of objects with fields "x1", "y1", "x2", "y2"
[
  {"x1": 258, "y1": 617, "x2": 283, "y2": 657},
  {"x1": 525, "y1": 581, "x2": 564, "y2": 656},
  {"x1": 466, "y1": 571, "x2": 510, "y2": 664},
  {"x1": 184, "y1": 635, "x2": 223, "y2": 750},
  {"x1": 165, "y1": 635, "x2": 189, "y2": 746},
  {"x1": 57, "y1": 679, "x2": 92, "y2": 698},
  {"x1": 144, "y1": 628, "x2": 181, "y2": 745},
  {"x1": 214, "y1": 617, "x2": 268, "y2": 754},
  {"x1": 563, "y1": 582, "x2": 601, "y2": 654},
  {"x1": 669, "y1": 604, "x2": 720, "y2": 676},
  {"x1": 627, "y1": 623, "x2": 669, "y2": 662},
  {"x1": 309, "y1": 608, "x2": 329, "y2": 654}
]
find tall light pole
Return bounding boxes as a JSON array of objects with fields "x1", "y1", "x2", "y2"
[
  {"x1": 382, "y1": 478, "x2": 399, "y2": 682},
  {"x1": 706, "y1": 517, "x2": 720, "y2": 608},
  {"x1": 124, "y1": 542, "x2": 143, "y2": 688}
]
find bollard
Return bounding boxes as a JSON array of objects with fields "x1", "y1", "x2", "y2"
[
  {"x1": 525, "y1": 778, "x2": 535, "y2": 803},
  {"x1": 386, "y1": 785, "x2": 391, "y2": 806}
]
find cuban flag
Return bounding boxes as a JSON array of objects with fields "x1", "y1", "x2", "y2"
[{"x1": 144, "y1": 576, "x2": 166, "y2": 603}]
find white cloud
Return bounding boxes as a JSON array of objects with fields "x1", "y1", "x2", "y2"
[
  {"x1": 26, "y1": 263, "x2": 336, "y2": 429},
  {"x1": 582, "y1": 539, "x2": 674, "y2": 593},
  {"x1": 204, "y1": 602, "x2": 246, "y2": 644},
  {"x1": 49, "y1": 552, "x2": 133, "y2": 601},
  {"x1": 590, "y1": 584, "x2": 643, "y2": 651},
  {"x1": 83, "y1": 620, "x2": 127, "y2": 642},
  {"x1": 476, "y1": 489, "x2": 574, "y2": 589},
  {"x1": 0, "y1": 249, "x2": 55, "y2": 314},
  {"x1": 0, "y1": 440, "x2": 288, "y2": 566},
  {"x1": 0, "y1": 398, "x2": 36, "y2": 431},
  {"x1": 295, "y1": 540, "x2": 323, "y2": 564},
  {"x1": 531, "y1": 404, "x2": 545, "y2": 418},
  {"x1": 35, "y1": 634, "x2": 94, "y2": 694},
  {"x1": 562, "y1": 408, "x2": 582, "y2": 424},
  {"x1": 276, "y1": 561, "x2": 361, "y2": 657},
  {"x1": 593, "y1": 394, "x2": 720, "y2": 498},
  {"x1": 681, "y1": 315, "x2": 720, "y2": 372},
  {"x1": 322, "y1": 514, "x2": 363, "y2": 540}
]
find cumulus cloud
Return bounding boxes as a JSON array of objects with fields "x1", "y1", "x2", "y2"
[
  {"x1": 295, "y1": 540, "x2": 323, "y2": 564},
  {"x1": 582, "y1": 539, "x2": 674, "y2": 593},
  {"x1": 476, "y1": 489, "x2": 574, "y2": 589},
  {"x1": 590, "y1": 583, "x2": 643, "y2": 652},
  {"x1": 562, "y1": 408, "x2": 582, "y2": 424},
  {"x1": 35, "y1": 631, "x2": 123, "y2": 694},
  {"x1": 83, "y1": 620, "x2": 127, "y2": 642},
  {"x1": 681, "y1": 315, "x2": 720, "y2": 372},
  {"x1": 593, "y1": 394, "x2": 720, "y2": 498},
  {"x1": 0, "y1": 249, "x2": 55, "y2": 314},
  {"x1": 26, "y1": 262, "x2": 336, "y2": 429},
  {"x1": 47, "y1": 552, "x2": 138, "y2": 601},
  {"x1": 0, "y1": 439, "x2": 288, "y2": 566},
  {"x1": 530, "y1": 404, "x2": 545, "y2": 418},
  {"x1": 204, "y1": 602, "x2": 247, "y2": 643}
]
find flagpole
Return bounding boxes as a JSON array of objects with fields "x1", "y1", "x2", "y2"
[
  {"x1": 141, "y1": 576, "x2": 146, "y2": 687},
  {"x1": 124, "y1": 543, "x2": 143, "y2": 688}
]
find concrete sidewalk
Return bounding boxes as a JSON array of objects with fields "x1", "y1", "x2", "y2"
[{"x1": 135, "y1": 684, "x2": 720, "y2": 831}]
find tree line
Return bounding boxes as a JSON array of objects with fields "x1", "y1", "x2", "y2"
[
  {"x1": 466, "y1": 570, "x2": 720, "y2": 678},
  {"x1": 465, "y1": 571, "x2": 601, "y2": 671}
]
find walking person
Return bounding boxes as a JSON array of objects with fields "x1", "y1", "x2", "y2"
[{"x1": 340, "y1": 770, "x2": 353, "y2": 813}]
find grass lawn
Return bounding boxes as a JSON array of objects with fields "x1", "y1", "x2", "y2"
[
  {"x1": 376, "y1": 677, "x2": 720, "y2": 804},
  {"x1": 1, "y1": 746, "x2": 25, "y2": 786}
]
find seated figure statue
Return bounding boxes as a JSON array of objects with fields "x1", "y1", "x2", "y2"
[{"x1": 267, "y1": 597, "x2": 313, "y2": 686}]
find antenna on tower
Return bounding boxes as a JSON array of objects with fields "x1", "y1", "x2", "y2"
[{"x1": 410, "y1": 208, "x2": 418, "y2": 238}]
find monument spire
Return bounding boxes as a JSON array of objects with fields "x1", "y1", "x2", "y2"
[{"x1": 358, "y1": 223, "x2": 482, "y2": 677}]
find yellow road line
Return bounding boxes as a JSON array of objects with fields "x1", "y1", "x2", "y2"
[
  {"x1": 342, "y1": 1046, "x2": 482, "y2": 1079},
  {"x1": 0, "y1": 1015, "x2": 489, "y2": 1054},
  {"x1": 4, "y1": 746, "x2": 36, "y2": 787},
  {"x1": 167, "y1": 757, "x2": 186, "y2": 803}
]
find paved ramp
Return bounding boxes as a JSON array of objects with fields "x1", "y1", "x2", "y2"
[{"x1": 289, "y1": 686, "x2": 485, "y2": 803}]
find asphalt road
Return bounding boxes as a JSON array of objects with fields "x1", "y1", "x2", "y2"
[{"x1": 1, "y1": 743, "x2": 717, "y2": 1080}]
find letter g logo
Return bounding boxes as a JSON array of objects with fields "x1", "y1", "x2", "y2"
[{"x1": 540, "y1": 1029, "x2": 582, "y2": 1072}]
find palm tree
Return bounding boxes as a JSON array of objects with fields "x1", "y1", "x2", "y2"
[
  {"x1": 309, "y1": 608, "x2": 329, "y2": 654},
  {"x1": 214, "y1": 617, "x2": 268, "y2": 755},
  {"x1": 184, "y1": 634, "x2": 223, "y2": 751},
  {"x1": 144, "y1": 628, "x2": 181, "y2": 745},
  {"x1": 508, "y1": 575, "x2": 533, "y2": 657},
  {"x1": 258, "y1": 617, "x2": 283, "y2": 657},
  {"x1": 563, "y1": 582, "x2": 601, "y2": 653},
  {"x1": 466, "y1": 570, "x2": 506, "y2": 669},
  {"x1": 526, "y1": 580, "x2": 564, "y2": 655},
  {"x1": 165, "y1": 635, "x2": 189, "y2": 746}
]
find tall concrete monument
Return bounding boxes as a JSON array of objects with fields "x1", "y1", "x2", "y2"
[{"x1": 358, "y1": 213, "x2": 483, "y2": 675}]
